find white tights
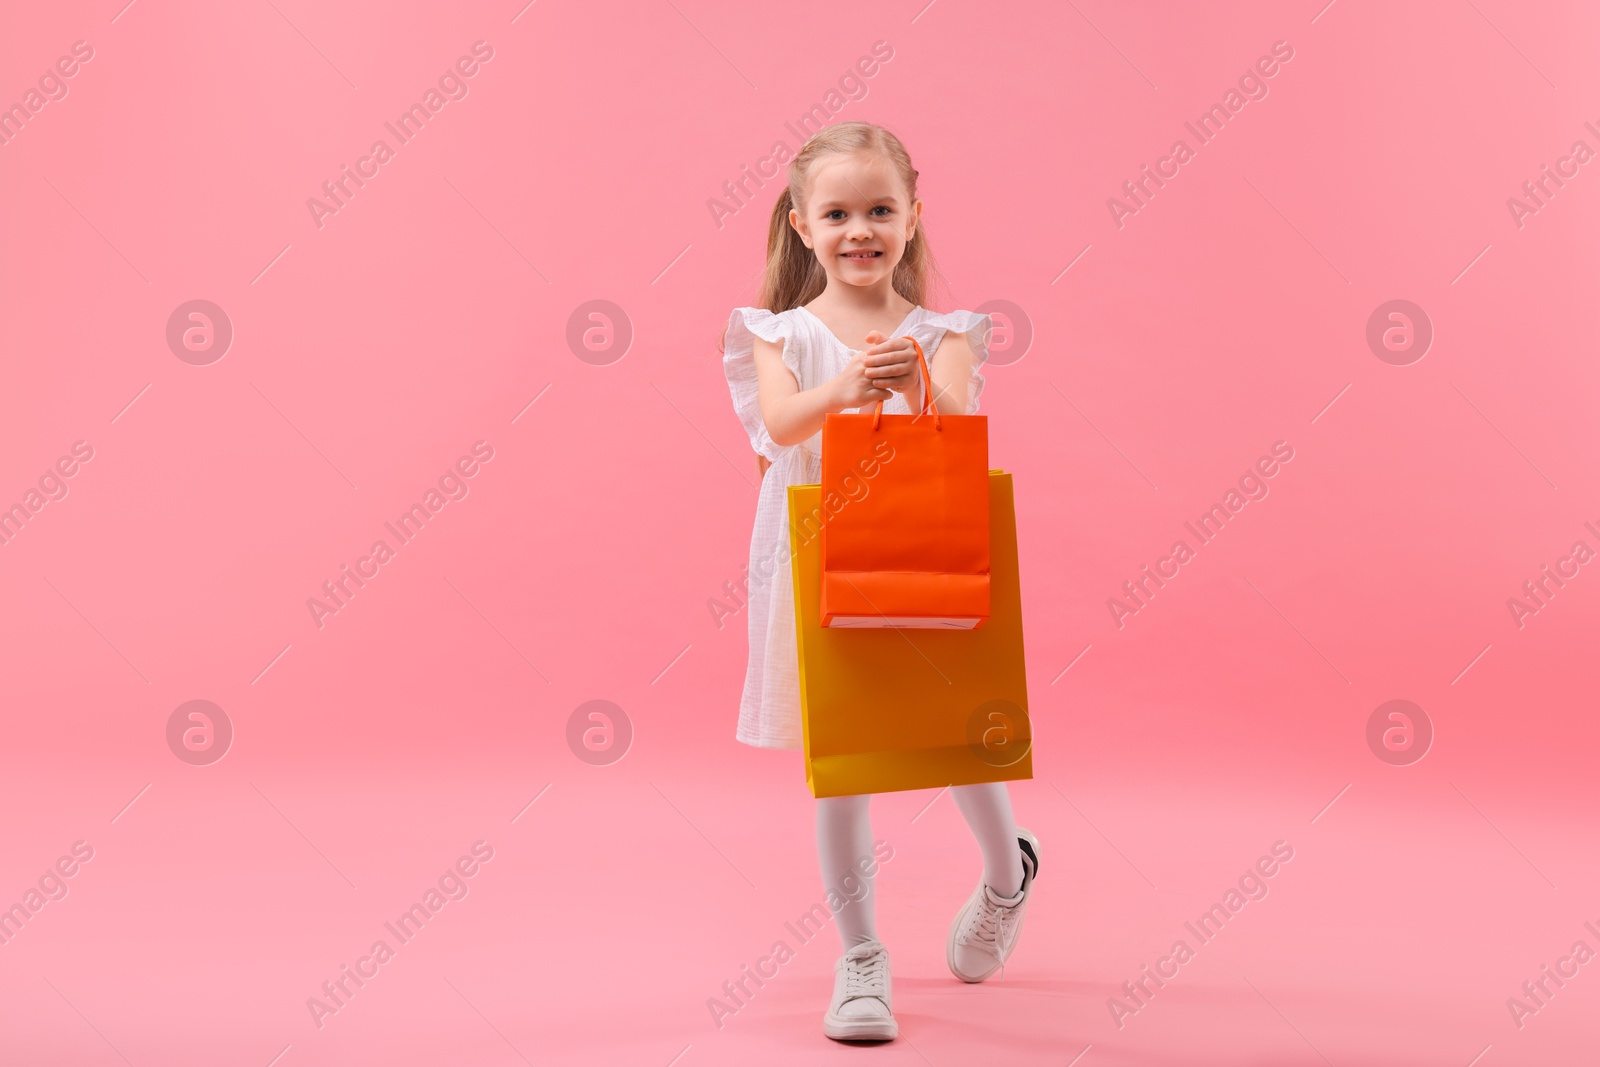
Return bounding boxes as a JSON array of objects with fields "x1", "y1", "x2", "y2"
[{"x1": 816, "y1": 782, "x2": 1024, "y2": 950}]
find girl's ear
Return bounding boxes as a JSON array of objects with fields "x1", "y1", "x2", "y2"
[
  {"x1": 906, "y1": 198, "x2": 922, "y2": 241},
  {"x1": 789, "y1": 207, "x2": 812, "y2": 249}
]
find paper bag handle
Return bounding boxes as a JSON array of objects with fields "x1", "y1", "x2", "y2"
[{"x1": 870, "y1": 336, "x2": 940, "y2": 431}]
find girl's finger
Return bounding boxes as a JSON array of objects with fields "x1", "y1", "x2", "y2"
[{"x1": 862, "y1": 340, "x2": 914, "y2": 360}]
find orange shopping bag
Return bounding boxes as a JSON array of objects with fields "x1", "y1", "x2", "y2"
[
  {"x1": 789, "y1": 473, "x2": 1032, "y2": 798},
  {"x1": 819, "y1": 336, "x2": 990, "y2": 629}
]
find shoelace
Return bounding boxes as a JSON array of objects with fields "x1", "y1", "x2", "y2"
[
  {"x1": 959, "y1": 888, "x2": 1023, "y2": 956},
  {"x1": 841, "y1": 947, "x2": 888, "y2": 1002}
]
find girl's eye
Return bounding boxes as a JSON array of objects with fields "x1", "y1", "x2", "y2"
[{"x1": 825, "y1": 207, "x2": 893, "y2": 220}]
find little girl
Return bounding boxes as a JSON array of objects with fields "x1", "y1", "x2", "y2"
[{"x1": 720, "y1": 121, "x2": 1041, "y2": 1043}]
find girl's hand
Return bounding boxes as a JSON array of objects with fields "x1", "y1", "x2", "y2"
[
  {"x1": 829, "y1": 351, "x2": 896, "y2": 409},
  {"x1": 858, "y1": 331, "x2": 924, "y2": 407}
]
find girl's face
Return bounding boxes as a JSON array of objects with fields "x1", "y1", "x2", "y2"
[{"x1": 790, "y1": 152, "x2": 921, "y2": 294}]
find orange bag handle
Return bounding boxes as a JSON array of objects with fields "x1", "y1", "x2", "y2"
[{"x1": 870, "y1": 336, "x2": 941, "y2": 431}]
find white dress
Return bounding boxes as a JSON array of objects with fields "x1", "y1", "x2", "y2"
[{"x1": 722, "y1": 304, "x2": 993, "y2": 749}]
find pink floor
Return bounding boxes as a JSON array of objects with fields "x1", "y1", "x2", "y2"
[{"x1": 4, "y1": 635, "x2": 1597, "y2": 1065}]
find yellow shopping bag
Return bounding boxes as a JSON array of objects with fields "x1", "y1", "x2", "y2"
[{"x1": 788, "y1": 472, "x2": 1033, "y2": 797}]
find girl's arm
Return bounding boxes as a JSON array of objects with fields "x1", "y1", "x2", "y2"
[
  {"x1": 924, "y1": 330, "x2": 978, "y2": 416},
  {"x1": 752, "y1": 337, "x2": 894, "y2": 447}
]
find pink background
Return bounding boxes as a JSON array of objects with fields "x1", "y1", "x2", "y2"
[{"x1": 2, "y1": 1, "x2": 1598, "y2": 1063}]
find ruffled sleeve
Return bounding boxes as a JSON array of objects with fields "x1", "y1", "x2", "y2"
[
  {"x1": 911, "y1": 309, "x2": 991, "y2": 415},
  {"x1": 722, "y1": 307, "x2": 794, "y2": 462}
]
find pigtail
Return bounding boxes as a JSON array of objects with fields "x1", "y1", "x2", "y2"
[
  {"x1": 894, "y1": 202, "x2": 935, "y2": 310},
  {"x1": 759, "y1": 185, "x2": 828, "y2": 314}
]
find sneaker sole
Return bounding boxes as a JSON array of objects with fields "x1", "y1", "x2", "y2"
[
  {"x1": 947, "y1": 827, "x2": 1041, "y2": 983},
  {"x1": 823, "y1": 1014, "x2": 898, "y2": 1042}
]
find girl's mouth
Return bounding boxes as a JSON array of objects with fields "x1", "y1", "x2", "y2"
[{"x1": 842, "y1": 251, "x2": 882, "y2": 259}]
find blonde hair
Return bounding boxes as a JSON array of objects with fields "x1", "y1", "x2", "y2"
[{"x1": 720, "y1": 122, "x2": 944, "y2": 351}]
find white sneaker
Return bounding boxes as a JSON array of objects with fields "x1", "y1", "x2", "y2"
[
  {"x1": 947, "y1": 827, "x2": 1040, "y2": 983},
  {"x1": 823, "y1": 939, "x2": 897, "y2": 1042}
]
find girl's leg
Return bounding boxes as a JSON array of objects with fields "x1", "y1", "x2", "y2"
[
  {"x1": 950, "y1": 782, "x2": 1024, "y2": 897},
  {"x1": 816, "y1": 793, "x2": 879, "y2": 950}
]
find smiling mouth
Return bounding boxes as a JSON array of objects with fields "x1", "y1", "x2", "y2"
[{"x1": 841, "y1": 251, "x2": 882, "y2": 259}]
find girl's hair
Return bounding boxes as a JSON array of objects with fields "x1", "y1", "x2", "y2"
[{"x1": 719, "y1": 122, "x2": 944, "y2": 351}]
